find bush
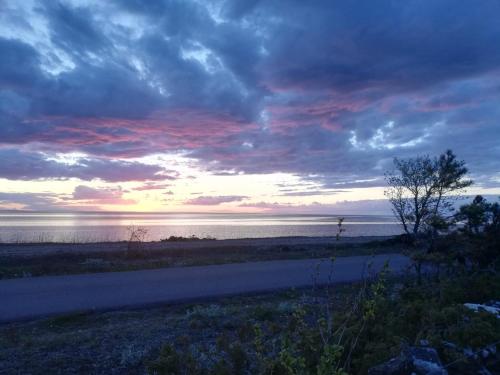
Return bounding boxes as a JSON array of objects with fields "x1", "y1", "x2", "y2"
[
  {"x1": 160, "y1": 235, "x2": 216, "y2": 242},
  {"x1": 147, "y1": 271, "x2": 500, "y2": 374},
  {"x1": 147, "y1": 344, "x2": 200, "y2": 375}
]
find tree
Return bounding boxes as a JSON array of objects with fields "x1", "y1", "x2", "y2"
[
  {"x1": 384, "y1": 150, "x2": 472, "y2": 239},
  {"x1": 456, "y1": 195, "x2": 490, "y2": 235},
  {"x1": 455, "y1": 195, "x2": 500, "y2": 268}
]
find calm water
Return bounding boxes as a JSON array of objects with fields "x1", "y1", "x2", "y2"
[{"x1": 0, "y1": 212, "x2": 403, "y2": 243}]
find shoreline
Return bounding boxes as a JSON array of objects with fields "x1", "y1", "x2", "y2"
[{"x1": 0, "y1": 235, "x2": 395, "y2": 257}]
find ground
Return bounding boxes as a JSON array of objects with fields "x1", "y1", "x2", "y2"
[
  {"x1": 0, "y1": 236, "x2": 405, "y2": 279},
  {"x1": 2, "y1": 235, "x2": 497, "y2": 374},
  {"x1": 0, "y1": 284, "x2": 358, "y2": 374}
]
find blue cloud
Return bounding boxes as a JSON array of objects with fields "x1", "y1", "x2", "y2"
[{"x1": 0, "y1": 0, "x2": 499, "y2": 188}]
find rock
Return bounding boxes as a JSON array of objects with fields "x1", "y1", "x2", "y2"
[
  {"x1": 368, "y1": 355, "x2": 410, "y2": 375},
  {"x1": 486, "y1": 300, "x2": 500, "y2": 309},
  {"x1": 464, "y1": 302, "x2": 500, "y2": 318},
  {"x1": 442, "y1": 341, "x2": 458, "y2": 350},
  {"x1": 478, "y1": 366, "x2": 493, "y2": 375},
  {"x1": 368, "y1": 346, "x2": 448, "y2": 375},
  {"x1": 419, "y1": 340, "x2": 430, "y2": 347},
  {"x1": 441, "y1": 340, "x2": 500, "y2": 375},
  {"x1": 406, "y1": 347, "x2": 448, "y2": 375}
]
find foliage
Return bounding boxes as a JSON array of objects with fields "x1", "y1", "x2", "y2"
[
  {"x1": 145, "y1": 251, "x2": 500, "y2": 375},
  {"x1": 335, "y1": 217, "x2": 345, "y2": 240},
  {"x1": 160, "y1": 235, "x2": 216, "y2": 242},
  {"x1": 148, "y1": 344, "x2": 200, "y2": 375},
  {"x1": 409, "y1": 195, "x2": 500, "y2": 277},
  {"x1": 453, "y1": 195, "x2": 500, "y2": 269},
  {"x1": 126, "y1": 226, "x2": 149, "y2": 258},
  {"x1": 384, "y1": 150, "x2": 472, "y2": 238},
  {"x1": 147, "y1": 261, "x2": 389, "y2": 375}
]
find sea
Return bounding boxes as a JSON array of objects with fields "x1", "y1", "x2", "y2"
[{"x1": 0, "y1": 212, "x2": 403, "y2": 243}]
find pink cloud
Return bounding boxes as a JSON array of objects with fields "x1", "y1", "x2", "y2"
[
  {"x1": 72, "y1": 185, "x2": 135, "y2": 205},
  {"x1": 24, "y1": 110, "x2": 258, "y2": 159}
]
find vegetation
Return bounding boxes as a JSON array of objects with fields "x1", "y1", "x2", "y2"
[
  {"x1": 0, "y1": 238, "x2": 403, "y2": 279},
  {"x1": 0, "y1": 285, "x2": 362, "y2": 374},
  {"x1": 2, "y1": 151, "x2": 498, "y2": 373},
  {"x1": 143, "y1": 268, "x2": 499, "y2": 374},
  {"x1": 2, "y1": 271, "x2": 498, "y2": 374},
  {"x1": 455, "y1": 195, "x2": 500, "y2": 269},
  {"x1": 144, "y1": 151, "x2": 500, "y2": 374},
  {"x1": 384, "y1": 150, "x2": 472, "y2": 239},
  {"x1": 126, "y1": 226, "x2": 150, "y2": 258},
  {"x1": 160, "y1": 235, "x2": 217, "y2": 242}
]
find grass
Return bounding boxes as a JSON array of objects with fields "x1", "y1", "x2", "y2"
[
  {"x1": 0, "y1": 284, "x2": 359, "y2": 375},
  {"x1": 0, "y1": 238, "x2": 406, "y2": 279},
  {"x1": 2, "y1": 272, "x2": 497, "y2": 374},
  {"x1": 1, "y1": 258, "x2": 498, "y2": 374}
]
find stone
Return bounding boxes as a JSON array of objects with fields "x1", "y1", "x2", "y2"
[
  {"x1": 419, "y1": 340, "x2": 430, "y2": 347},
  {"x1": 368, "y1": 346, "x2": 448, "y2": 375},
  {"x1": 368, "y1": 355, "x2": 410, "y2": 375},
  {"x1": 406, "y1": 347, "x2": 448, "y2": 375},
  {"x1": 464, "y1": 302, "x2": 500, "y2": 318}
]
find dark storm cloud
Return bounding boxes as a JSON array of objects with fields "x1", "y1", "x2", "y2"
[
  {"x1": 42, "y1": 2, "x2": 109, "y2": 56},
  {"x1": 0, "y1": 0, "x2": 499, "y2": 187},
  {"x1": 0, "y1": 36, "x2": 164, "y2": 120},
  {"x1": 0, "y1": 38, "x2": 42, "y2": 89},
  {"x1": 256, "y1": 0, "x2": 500, "y2": 92}
]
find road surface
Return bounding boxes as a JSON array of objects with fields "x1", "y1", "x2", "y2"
[{"x1": 0, "y1": 254, "x2": 409, "y2": 322}]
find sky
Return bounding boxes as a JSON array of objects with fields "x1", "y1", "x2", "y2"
[{"x1": 0, "y1": 0, "x2": 499, "y2": 213}]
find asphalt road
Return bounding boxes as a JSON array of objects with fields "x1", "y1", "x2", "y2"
[{"x1": 0, "y1": 254, "x2": 409, "y2": 322}]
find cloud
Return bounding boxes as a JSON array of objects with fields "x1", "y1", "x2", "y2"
[
  {"x1": 0, "y1": 148, "x2": 171, "y2": 182},
  {"x1": 0, "y1": 0, "x2": 499, "y2": 188},
  {"x1": 0, "y1": 186, "x2": 135, "y2": 210},
  {"x1": 0, "y1": 192, "x2": 59, "y2": 211},
  {"x1": 257, "y1": 1, "x2": 500, "y2": 92},
  {"x1": 133, "y1": 182, "x2": 172, "y2": 191},
  {"x1": 240, "y1": 199, "x2": 392, "y2": 215},
  {"x1": 239, "y1": 201, "x2": 287, "y2": 210},
  {"x1": 185, "y1": 195, "x2": 248, "y2": 205},
  {"x1": 277, "y1": 190, "x2": 347, "y2": 197},
  {"x1": 72, "y1": 185, "x2": 135, "y2": 205}
]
